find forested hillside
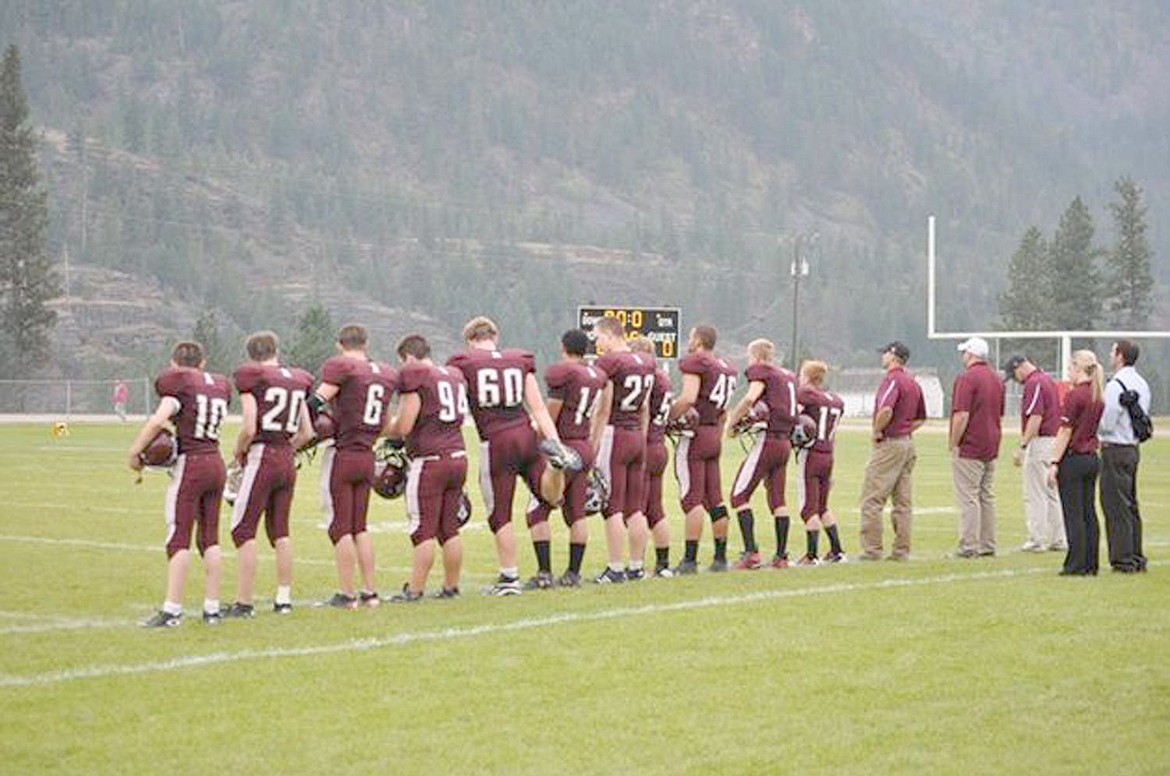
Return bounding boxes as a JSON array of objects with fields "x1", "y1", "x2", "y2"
[{"x1": 3, "y1": 0, "x2": 1168, "y2": 382}]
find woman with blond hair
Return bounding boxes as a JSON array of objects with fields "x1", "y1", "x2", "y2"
[{"x1": 1046, "y1": 350, "x2": 1106, "y2": 576}]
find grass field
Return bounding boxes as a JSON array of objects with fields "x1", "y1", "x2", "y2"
[{"x1": 2, "y1": 420, "x2": 1168, "y2": 775}]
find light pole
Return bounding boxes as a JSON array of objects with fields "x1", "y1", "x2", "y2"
[{"x1": 789, "y1": 232, "x2": 817, "y2": 370}]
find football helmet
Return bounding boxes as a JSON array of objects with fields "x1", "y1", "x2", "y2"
[
  {"x1": 372, "y1": 439, "x2": 410, "y2": 500},
  {"x1": 313, "y1": 411, "x2": 337, "y2": 443},
  {"x1": 456, "y1": 490, "x2": 473, "y2": 527},
  {"x1": 665, "y1": 407, "x2": 700, "y2": 444},
  {"x1": 140, "y1": 428, "x2": 178, "y2": 468},
  {"x1": 790, "y1": 414, "x2": 818, "y2": 449},
  {"x1": 583, "y1": 468, "x2": 610, "y2": 516},
  {"x1": 223, "y1": 461, "x2": 243, "y2": 505}
]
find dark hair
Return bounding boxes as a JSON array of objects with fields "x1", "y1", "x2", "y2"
[
  {"x1": 562, "y1": 329, "x2": 590, "y2": 357},
  {"x1": 693, "y1": 324, "x2": 717, "y2": 349},
  {"x1": 245, "y1": 331, "x2": 279, "y2": 361},
  {"x1": 171, "y1": 341, "x2": 204, "y2": 368},
  {"x1": 396, "y1": 334, "x2": 431, "y2": 361},
  {"x1": 337, "y1": 323, "x2": 368, "y2": 350},
  {"x1": 1114, "y1": 340, "x2": 1140, "y2": 366}
]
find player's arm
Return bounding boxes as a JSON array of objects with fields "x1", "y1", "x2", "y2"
[
  {"x1": 589, "y1": 381, "x2": 614, "y2": 450},
  {"x1": 1046, "y1": 425, "x2": 1074, "y2": 486},
  {"x1": 1098, "y1": 380, "x2": 1123, "y2": 434},
  {"x1": 872, "y1": 406, "x2": 893, "y2": 442},
  {"x1": 309, "y1": 382, "x2": 340, "y2": 415},
  {"x1": 291, "y1": 401, "x2": 314, "y2": 451},
  {"x1": 949, "y1": 410, "x2": 969, "y2": 452},
  {"x1": 523, "y1": 373, "x2": 560, "y2": 441},
  {"x1": 668, "y1": 373, "x2": 700, "y2": 420},
  {"x1": 126, "y1": 397, "x2": 179, "y2": 471},
  {"x1": 724, "y1": 379, "x2": 765, "y2": 438},
  {"x1": 639, "y1": 393, "x2": 651, "y2": 441},
  {"x1": 388, "y1": 392, "x2": 421, "y2": 438},
  {"x1": 232, "y1": 392, "x2": 259, "y2": 465},
  {"x1": 1013, "y1": 413, "x2": 1042, "y2": 467},
  {"x1": 545, "y1": 397, "x2": 564, "y2": 426}
]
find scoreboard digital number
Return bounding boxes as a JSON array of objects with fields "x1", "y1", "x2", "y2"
[{"x1": 577, "y1": 306, "x2": 682, "y2": 359}]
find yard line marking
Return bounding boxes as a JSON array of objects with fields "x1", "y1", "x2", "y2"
[
  {"x1": 0, "y1": 565, "x2": 1085, "y2": 688},
  {"x1": 0, "y1": 618, "x2": 136, "y2": 635}
]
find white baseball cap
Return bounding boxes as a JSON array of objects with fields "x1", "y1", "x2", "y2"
[{"x1": 957, "y1": 337, "x2": 990, "y2": 359}]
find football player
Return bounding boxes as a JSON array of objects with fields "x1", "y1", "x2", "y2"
[
  {"x1": 630, "y1": 335, "x2": 674, "y2": 577},
  {"x1": 383, "y1": 335, "x2": 470, "y2": 601},
  {"x1": 589, "y1": 317, "x2": 656, "y2": 583},
  {"x1": 524, "y1": 329, "x2": 607, "y2": 588},
  {"x1": 447, "y1": 316, "x2": 581, "y2": 596},
  {"x1": 309, "y1": 324, "x2": 398, "y2": 609},
  {"x1": 669, "y1": 324, "x2": 737, "y2": 573},
  {"x1": 128, "y1": 341, "x2": 232, "y2": 627},
  {"x1": 222, "y1": 331, "x2": 314, "y2": 618},
  {"x1": 724, "y1": 339, "x2": 798, "y2": 568},
  {"x1": 795, "y1": 360, "x2": 847, "y2": 563}
]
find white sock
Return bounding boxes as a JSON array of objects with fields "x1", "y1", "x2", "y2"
[
  {"x1": 629, "y1": 560, "x2": 644, "y2": 571},
  {"x1": 500, "y1": 567, "x2": 518, "y2": 580},
  {"x1": 203, "y1": 598, "x2": 219, "y2": 614},
  {"x1": 275, "y1": 586, "x2": 292, "y2": 605},
  {"x1": 162, "y1": 600, "x2": 182, "y2": 616},
  {"x1": 609, "y1": 562, "x2": 625, "y2": 573}
]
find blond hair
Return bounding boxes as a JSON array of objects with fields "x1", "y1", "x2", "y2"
[
  {"x1": 1071, "y1": 349, "x2": 1104, "y2": 403},
  {"x1": 800, "y1": 359, "x2": 828, "y2": 386},
  {"x1": 595, "y1": 316, "x2": 625, "y2": 338},
  {"x1": 629, "y1": 335, "x2": 655, "y2": 355},
  {"x1": 462, "y1": 316, "x2": 499, "y2": 343},
  {"x1": 747, "y1": 338, "x2": 774, "y2": 362}
]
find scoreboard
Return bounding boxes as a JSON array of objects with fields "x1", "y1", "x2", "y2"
[{"x1": 577, "y1": 306, "x2": 682, "y2": 359}]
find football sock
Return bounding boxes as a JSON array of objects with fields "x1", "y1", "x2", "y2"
[
  {"x1": 737, "y1": 508, "x2": 757, "y2": 552},
  {"x1": 825, "y1": 524, "x2": 842, "y2": 553},
  {"x1": 533, "y1": 540, "x2": 551, "y2": 573},
  {"x1": 568, "y1": 542, "x2": 586, "y2": 574},
  {"x1": 608, "y1": 561, "x2": 625, "y2": 574},
  {"x1": 708, "y1": 504, "x2": 728, "y2": 523},
  {"x1": 500, "y1": 566, "x2": 519, "y2": 581},
  {"x1": 684, "y1": 540, "x2": 699, "y2": 563},
  {"x1": 714, "y1": 538, "x2": 727, "y2": 562},
  {"x1": 275, "y1": 585, "x2": 292, "y2": 605},
  {"x1": 163, "y1": 600, "x2": 183, "y2": 616},
  {"x1": 203, "y1": 598, "x2": 220, "y2": 615},
  {"x1": 629, "y1": 560, "x2": 644, "y2": 571},
  {"x1": 807, "y1": 530, "x2": 819, "y2": 557},
  {"x1": 774, "y1": 516, "x2": 790, "y2": 557},
  {"x1": 655, "y1": 546, "x2": 670, "y2": 569}
]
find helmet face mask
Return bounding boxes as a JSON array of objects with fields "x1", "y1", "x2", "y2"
[{"x1": 789, "y1": 415, "x2": 818, "y2": 449}]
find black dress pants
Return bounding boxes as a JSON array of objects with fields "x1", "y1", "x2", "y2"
[{"x1": 1057, "y1": 453, "x2": 1100, "y2": 575}]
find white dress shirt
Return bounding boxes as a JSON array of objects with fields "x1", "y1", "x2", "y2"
[{"x1": 1099, "y1": 365, "x2": 1151, "y2": 445}]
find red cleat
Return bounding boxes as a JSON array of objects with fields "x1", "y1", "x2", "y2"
[
  {"x1": 732, "y1": 551, "x2": 763, "y2": 570},
  {"x1": 770, "y1": 553, "x2": 790, "y2": 569}
]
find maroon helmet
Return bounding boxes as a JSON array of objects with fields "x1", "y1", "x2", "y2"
[{"x1": 790, "y1": 414, "x2": 818, "y2": 449}]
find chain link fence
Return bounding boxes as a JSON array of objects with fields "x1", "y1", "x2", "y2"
[{"x1": 0, "y1": 379, "x2": 154, "y2": 416}]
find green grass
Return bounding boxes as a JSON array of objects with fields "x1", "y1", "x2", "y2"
[{"x1": 2, "y1": 421, "x2": 1168, "y2": 775}]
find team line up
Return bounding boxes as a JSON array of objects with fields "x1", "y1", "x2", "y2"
[{"x1": 125, "y1": 316, "x2": 1153, "y2": 627}]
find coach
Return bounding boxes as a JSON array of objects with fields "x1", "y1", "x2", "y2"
[
  {"x1": 1099, "y1": 340, "x2": 1150, "y2": 573},
  {"x1": 948, "y1": 337, "x2": 1004, "y2": 558},
  {"x1": 1003, "y1": 355, "x2": 1066, "y2": 553}
]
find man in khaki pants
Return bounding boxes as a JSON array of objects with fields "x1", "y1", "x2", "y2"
[
  {"x1": 949, "y1": 337, "x2": 1005, "y2": 558},
  {"x1": 1003, "y1": 355, "x2": 1066, "y2": 552},
  {"x1": 859, "y1": 342, "x2": 926, "y2": 561}
]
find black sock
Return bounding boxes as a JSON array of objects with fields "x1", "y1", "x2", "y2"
[
  {"x1": 714, "y1": 538, "x2": 727, "y2": 562},
  {"x1": 534, "y1": 540, "x2": 551, "y2": 573},
  {"x1": 825, "y1": 524, "x2": 842, "y2": 554},
  {"x1": 568, "y1": 542, "x2": 586, "y2": 574},
  {"x1": 807, "y1": 529, "x2": 819, "y2": 557},
  {"x1": 775, "y1": 516, "x2": 790, "y2": 556},
  {"x1": 737, "y1": 509, "x2": 757, "y2": 552},
  {"x1": 708, "y1": 504, "x2": 728, "y2": 523},
  {"x1": 655, "y1": 546, "x2": 670, "y2": 569},
  {"x1": 685, "y1": 540, "x2": 698, "y2": 563}
]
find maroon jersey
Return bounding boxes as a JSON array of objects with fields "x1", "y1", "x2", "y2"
[
  {"x1": 679, "y1": 351, "x2": 738, "y2": 426},
  {"x1": 746, "y1": 363, "x2": 798, "y2": 435},
  {"x1": 545, "y1": 361, "x2": 607, "y2": 441},
  {"x1": 1061, "y1": 382, "x2": 1104, "y2": 455},
  {"x1": 234, "y1": 363, "x2": 314, "y2": 447},
  {"x1": 647, "y1": 368, "x2": 673, "y2": 445},
  {"x1": 798, "y1": 384, "x2": 845, "y2": 454},
  {"x1": 874, "y1": 366, "x2": 926, "y2": 438},
  {"x1": 1021, "y1": 368, "x2": 1061, "y2": 437},
  {"x1": 155, "y1": 366, "x2": 232, "y2": 456},
  {"x1": 399, "y1": 362, "x2": 468, "y2": 457},
  {"x1": 446, "y1": 348, "x2": 536, "y2": 440},
  {"x1": 320, "y1": 356, "x2": 397, "y2": 451},
  {"x1": 596, "y1": 350, "x2": 656, "y2": 429},
  {"x1": 951, "y1": 361, "x2": 1004, "y2": 461}
]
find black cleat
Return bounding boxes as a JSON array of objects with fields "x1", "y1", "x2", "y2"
[
  {"x1": 432, "y1": 586, "x2": 461, "y2": 599},
  {"x1": 272, "y1": 601, "x2": 293, "y2": 614},
  {"x1": 653, "y1": 565, "x2": 675, "y2": 578},
  {"x1": 359, "y1": 590, "x2": 382, "y2": 608},
  {"x1": 557, "y1": 570, "x2": 582, "y2": 588},
  {"x1": 390, "y1": 584, "x2": 424, "y2": 603},
  {"x1": 708, "y1": 558, "x2": 729, "y2": 572},
  {"x1": 625, "y1": 567, "x2": 646, "y2": 581},
  {"x1": 202, "y1": 609, "x2": 222, "y2": 626},
  {"x1": 593, "y1": 567, "x2": 626, "y2": 585},
  {"x1": 672, "y1": 560, "x2": 699, "y2": 575},
  {"x1": 142, "y1": 610, "x2": 182, "y2": 628},
  {"x1": 222, "y1": 602, "x2": 255, "y2": 619},
  {"x1": 485, "y1": 575, "x2": 523, "y2": 596},
  {"x1": 321, "y1": 592, "x2": 358, "y2": 610},
  {"x1": 524, "y1": 571, "x2": 556, "y2": 590}
]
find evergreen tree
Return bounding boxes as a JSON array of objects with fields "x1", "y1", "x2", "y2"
[
  {"x1": 191, "y1": 310, "x2": 229, "y2": 375},
  {"x1": 285, "y1": 304, "x2": 334, "y2": 375},
  {"x1": 1104, "y1": 177, "x2": 1154, "y2": 329},
  {"x1": 1048, "y1": 196, "x2": 1101, "y2": 330},
  {"x1": 0, "y1": 45, "x2": 60, "y2": 379},
  {"x1": 998, "y1": 226, "x2": 1052, "y2": 330}
]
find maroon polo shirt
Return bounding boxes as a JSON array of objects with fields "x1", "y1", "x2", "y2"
[
  {"x1": 951, "y1": 360, "x2": 1004, "y2": 461},
  {"x1": 1020, "y1": 368, "x2": 1060, "y2": 437},
  {"x1": 1060, "y1": 382, "x2": 1104, "y2": 455},
  {"x1": 874, "y1": 366, "x2": 926, "y2": 438}
]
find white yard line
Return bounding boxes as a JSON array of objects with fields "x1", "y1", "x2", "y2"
[{"x1": 0, "y1": 565, "x2": 1097, "y2": 688}]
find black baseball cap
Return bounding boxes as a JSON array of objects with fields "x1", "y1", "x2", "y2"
[
  {"x1": 878, "y1": 341, "x2": 910, "y2": 362},
  {"x1": 1001, "y1": 354, "x2": 1026, "y2": 381}
]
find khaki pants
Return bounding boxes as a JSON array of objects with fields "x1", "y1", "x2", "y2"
[
  {"x1": 1023, "y1": 437, "x2": 1065, "y2": 549},
  {"x1": 953, "y1": 455, "x2": 997, "y2": 554},
  {"x1": 859, "y1": 437, "x2": 916, "y2": 558}
]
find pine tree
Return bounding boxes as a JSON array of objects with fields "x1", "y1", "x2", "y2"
[
  {"x1": 191, "y1": 310, "x2": 228, "y2": 375},
  {"x1": 1048, "y1": 196, "x2": 1101, "y2": 330},
  {"x1": 998, "y1": 226, "x2": 1052, "y2": 330},
  {"x1": 1104, "y1": 177, "x2": 1154, "y2": 329},
  {"x1": 0, "y1": 45, "x2": 60, "y2": 379},
  {"x1": 285, "y1": 305, "x2": 334, "y2": 376}
]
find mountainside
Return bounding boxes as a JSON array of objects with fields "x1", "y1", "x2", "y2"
[{"x1": 4, "y1": 0, "x2": 1168, "y2": 380}]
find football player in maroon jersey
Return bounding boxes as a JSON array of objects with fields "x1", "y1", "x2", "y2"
[
  {"x1": 309, "y1": 324, "x2": 398, "y2": 609},
  {"x1": 795, "y1": 360, "x2": 847, "y2": 563},
  {"x1": 523, "y1": 329, "x2": 607, "y2": 588},
  {"x1": 221, "y1": 331, "x2": 314, "y2": 618},
  {"x1": 630, "y1": 335, "x2": 674, "y2": 577},
  {"x1": 589, "y1": 317, "x2": 656, "y2": 583},
  {"x1": 724, "y1": 339, "x2": 797, "y2": 568},
  {"x1": 447, "y1": 316, "x2": 581, "y2": 596},
  {"x1": 383, "y1": 334, "x2": 470, "y2": 601},
  {"x1": 128, "y1": 341, "x2": 232, "y2": 627},
  {"x1": 668, "y1": 325, "x2": 737, "y2": 573}
]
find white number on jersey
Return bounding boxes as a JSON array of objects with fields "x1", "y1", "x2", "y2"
[
  {"x1": 362, "y1": 384, "x2": 387, "y2": 426},
  {"x1": 573, "y1": 385, "x2": 600, "y2": 426},
  {"x1": 618, "y1": 373, "x2": 655, "y2": 413},
  {"x1": 193, "y1": 393, "x2": 229, "y2": 440},
  {"x1": 709, "y1": 374, "x2": 737, "y2": 410},
  {"x1": 437, "y1": 380, "x2": 470, "y2": 422},
  {"x1": 817, "y1": 405, "x2": 843, "y2": 441},
  {"x1": 260, "y1": 387, "x2": 307, "y2": 434},
  {"x1": 476, "y1": 367, "x2": 524, "y2": 409}
]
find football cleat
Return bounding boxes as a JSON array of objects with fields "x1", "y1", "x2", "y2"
[
  {"x1": 390, "y1": 585, "x2": 423, "y2": 604},
  {"x1": 272, "y1": 601, "x2": 293, "y2": 614},
  {"x1": 359, "y1": 590, "x2": 382, "y2": 608},
  {"x1": 221, "y1": 602, "x2": 255, "y2": 619},
  {"x1": 771, "y1": 553, "x2": 790, "y2": 568},
  {"x1": 139, "y1": 428, "x2": 178, "y2": 469},
  {"x1": 708, "y1": 558, "x2": 729, "y2": 573},
  {"x1": 732, "y1": 551, "x2": 763, "y2": 570},
  {"x1": 653, "y1": 566, "x2": 675, "y2": 579},
  {"x1": 523, "y1": 571, "x2": 556, "y2": 591},
  {"x1": 141, "y1": 610, "x2": 181, "y2": 628},
  {"x1": 557, "y1": 570, "x2": 582, "y2": 588},
  {"x1": 795, "y1": 553, "x2": 822, "y2": 566},
  {"x1": 485, "y1": 575, "x2": 523, "y2": 596},
  {"x1": 432, "y1": 586, "x2": 461, "y2": 599},
  {"x1": 671, "y1": 560, "x2": 699, "y2": 576},
  {"x1": 538, "y1": 439, "x2": 583, "y2": 473},
  {"x1": 322, "y1": 592, "x2": 358, "y2": 610},
  {"x1": 223, "y1": 461, "x2": 244, "y2": 506},
  {"x1": 625, "y1": 567, "x2": 646, "y2": 582},
  {"x1": 823, "y1": 550, "x2": 848, "y2": 564},
  {"x1": 790, "y1": 414, "x2": 818, "y2": 449},
  {"x1": 593, "y1": 567, "x2": 626, "y2": 585},
  {"x1": 202, "y1": 609, "x2": 222, "y2": 626}
]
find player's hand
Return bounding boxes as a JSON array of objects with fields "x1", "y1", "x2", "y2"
[
  {"x1": 1046, "y1": 462, "x2": 1058, "y2": 488},
  {"x1": 128, "y1": 452, "x2": 143, "y2": 472},
  {"x1": 726, "y1": 423, "x2": 738, "y2": 439},
  {"x1": 1012, "y1": 448, "x2": 1023, "y2": 467}
]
